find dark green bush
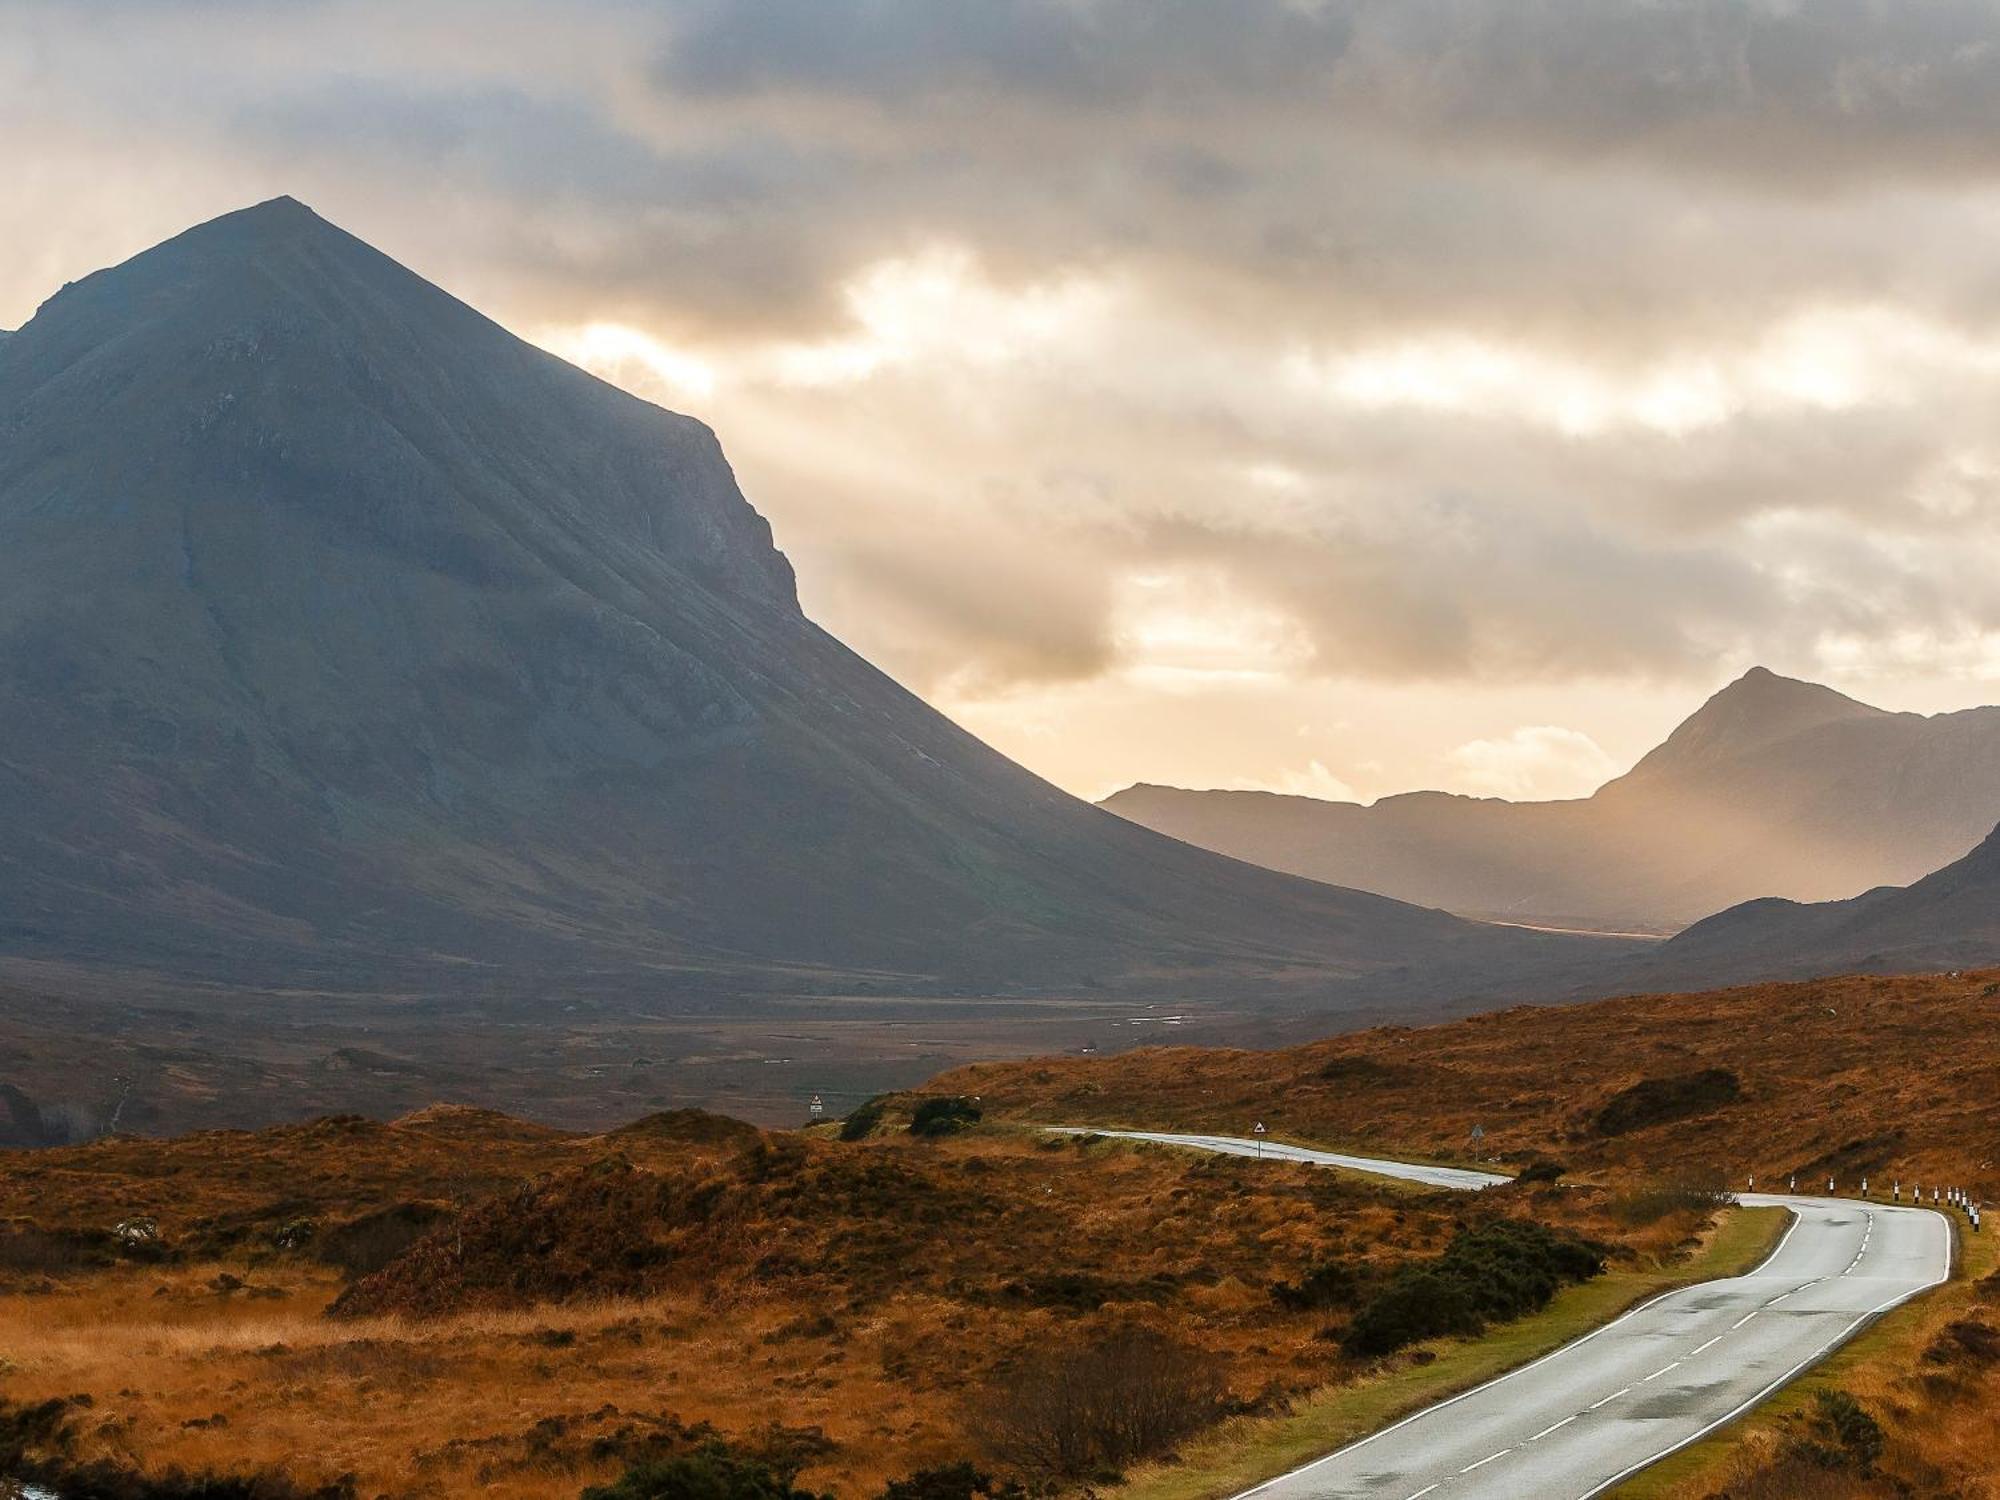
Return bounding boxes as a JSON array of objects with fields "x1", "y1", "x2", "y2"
[
  {"x1": 878, "y1": 1463, "x2": 1023, "y2": 1500},
  {"x1": 1513, "y1": 1159, "x2": 1567, "y2": 1185},
  {"x1": 1594, "y1": 1069, "x2": 1740, "y2": 1136},
  {"x1": 1789, "y1": 1390, "x2": 1883, "y2": 1472},
  {"x1": 908, "y1": 1097, "x2": 981, "y2": 1138},
  {"x1": 1270, "y1": 1257, "x2": 1365, "y2": 1312},
  {"x1": 582, "y1": 1441, "x2": 829, "y2": 1500},
  {"x1": 1609, "y1": 1177, "x2": 1732, "y2": 1227},
  {"x1": 838, "y1": 1099, "x2": 887, "y2": 1142},
  {"x1": 1343, "y1": 1220, "x2": 1603, "y2": 1358}
]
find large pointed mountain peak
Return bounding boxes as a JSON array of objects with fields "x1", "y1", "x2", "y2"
[
  {"x1": 1610, "y1": 667, "x2": 1885, "y2": 788},
  {"x1": 0, "y1": 201, "x2": 1563, "y2": 1001}
]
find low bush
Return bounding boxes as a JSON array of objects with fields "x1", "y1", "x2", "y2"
[
  {"x1": 978, "y1": 1327, "x2": 1227, "y2": 1478},
  {"x1": 314, "y1": 1202, "x2": 452, "y2": 1280},
  {"x1": 1594, "y1": 1069, "x2": 1740, "y2": 1136},
  {"x1": 1270, "y1": 1257, "x2": 1365, "y2": 1312},
  {"x1": 1311, "y1": 1056, "x2": 1416, "y2": 1087},
  {"x1": 908, "y1": 1097, "x2": 981, "y2": 1139},
  {"x1": 1788, "y1": 1389, "x2": 1883, "y2": 1472},
  {"x1": 997, "y1": 1271, "x2": 1178, "y2": 1311},
  {"x1": 877, "y1": 1463, "x2": 1023, "y2": 1500},
  {"x1": 582, "y1": 1440, "x2": 829, "y2": 1500},
  {"x1": 0, "y1": 1224, "x2": 121, "y2": 1274},
  {"x1": 1343, "y1": 1219, "x2": 1603, "y2": 1357},
  {"x1": 838, "y1": 1099, "x2": 887, "y2": 1142},
  {"x1": 1608, "y1": 1177, "x2": 1732, "y2": 1227},
  {"x1": 1513, "y1": 1159, "x2": 1567, "y2": 1185}
]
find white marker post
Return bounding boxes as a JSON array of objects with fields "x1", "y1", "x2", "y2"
[
  {"x1": 1894, "y1": 1180, "x2": 1901, "y2": 1203},
  {"x1": 808, "y1": 1093, "x2": 824, "y2": 1122},
  {"x1": 1861, "y1": 1177, "x2": 1868, "y2": 1198},
  {"x1": 1253, "y1": 1121, "x2": 1267, "y2": 1161}
]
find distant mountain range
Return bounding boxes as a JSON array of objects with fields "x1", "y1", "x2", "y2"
[
  {"x1": 1105, "y1": 668, "x2": 2000, "y2": 934},
  {"x1": 0, "y1": 198, "x2": 1600, "y2": 1008},
  {"x1": 1622, "y1": 820, "x2": 2000, "y2": 990}
]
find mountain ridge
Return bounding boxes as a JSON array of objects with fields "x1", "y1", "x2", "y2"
[
  {"x1": 1105, "y1": 668, "x2": 2000, "y2": 932},
  {"x1": 0, "y1": 198, "x2": 1601, "y2": 1005}
]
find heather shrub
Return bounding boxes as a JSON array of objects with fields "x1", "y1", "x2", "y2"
[
  {"x1": 1344, "y1": 1220, "x2": 1603, "y2": 1357},
  {"x1": 1594, "y1": 1069, "x2": 1740, "y2": 1135},
  {"x1": 582, "y1": 1441, "x2": 828, "y2": 1500},
  {"x1": 908, "y1": 1097, "x2": 981, "y2": 1139},
  {"x1": 978, "y1": 1327, "x2": 1226, "y2": 1478},
  {"x1": 838, "y1": 1099, "x2": 887, "y2": 1142}
]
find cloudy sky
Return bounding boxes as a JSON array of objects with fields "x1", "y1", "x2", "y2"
[{"x1": 9, "y1": 0, "x2": 2000, "y2": 803}]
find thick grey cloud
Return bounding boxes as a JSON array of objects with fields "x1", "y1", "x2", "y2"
[
  {"x1": 659, "y1": 0, "x2": 2000, "y2": 180},
  {"x1": 8, "y1": 0, "x2": 2000, "y2": 798}
]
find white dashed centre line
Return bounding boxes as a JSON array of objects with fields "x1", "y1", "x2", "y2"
[
  {"x1": 1402, "y1": 1486, "x2": 1438, "y2": 1500},
  {"x1": 1641, "y1": 1361, "x2": 1681, "y2": 1382},
  {"x1": 1731, "y1": 1311, "x2": 1758, "y2": 1329},
  {"x1": 1460, "y1": 1449, "x2": 1512, "y2": 1474},
  {"x1": 1690, "y1": 1334, "x2": 1723, "y2": 1355},
  {"x1": 1527, "y1": 1415, "x2": 1577, "y2": 1442},
  {"x1": 1587, "y1": 1387, "x2": 1631, "y2": 1410}
]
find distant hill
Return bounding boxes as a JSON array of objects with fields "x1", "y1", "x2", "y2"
[
  {"x1": 1615, "y1": 821, "x2": 2000, "y2": 990},
  {"x1": 1104, "y1": 668, "x2": 2000, "y2": 933},
  {"x1": 0, "y1": 198, "x2": 1601, "y2": 1006}
]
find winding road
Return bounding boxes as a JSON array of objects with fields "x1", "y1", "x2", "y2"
[{"x1": 1051, "y1": 1129, "x2": 1952, "y2": 1499}]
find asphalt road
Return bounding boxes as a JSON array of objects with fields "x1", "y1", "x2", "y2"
[
  {"x1": 1042, "y1": 1128, "x2": 1510, "y2": 1191},
  {"x1": 1050, "y1": 1130, "x2": 1952, "y2": 1498}
]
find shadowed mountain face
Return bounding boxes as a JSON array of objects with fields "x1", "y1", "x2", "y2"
[
  {"x1": 1616, "y1": 821, "x2": 2000, "y2": 990},
  {"x1": 0, "y1": 198, "x2": 1594, "y2": 1005},
  {"x1": 1106, "y1": 668, "x2": 2000, "y2": 934}
]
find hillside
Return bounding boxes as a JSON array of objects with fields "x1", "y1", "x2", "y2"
[
  {"x1": 1105, "y1": 668, "x2": 2000, "y2": 933},
  {"x1": 0, "y1": 198, "x2": 1595, "y2": 1007},
  {"x1": 1620, "y1": 820, "x2": 2000, "y2": 990},
  {"x1": 0, "y1": 1100, "x2": 1682, "y2": 1498},
  {"x1": 941, "y1": 967, "x2": 2000, "y2": 1199}
]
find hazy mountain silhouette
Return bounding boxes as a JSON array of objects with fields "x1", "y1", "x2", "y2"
[
  {"x1": 1614, "y1": 820, "x2": 2000, "y2": 987},
  {"x1": 1105, "y1": 668, "x2": 2000, "y2": 934},
  {"x1": 0, "y1": 198, "x2": 1597, "y2": 1004}
]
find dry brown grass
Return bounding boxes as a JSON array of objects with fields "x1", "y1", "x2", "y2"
[
  {"x1": 0, "y1": 1106, "x2": 1702, "y2": 1498},
  {"x1": 936, "y1": 969, "x2": 2000, "y2": 1198}
]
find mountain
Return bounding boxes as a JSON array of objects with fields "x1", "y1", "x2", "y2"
[
  {"x1": 1105, "y1": 668, "x2": 2000, "y2": 934},
  {"x1": 1619, "y1": 821, "x2": 2000, "y2": 988},
  {"x1": 0, "y1": 198, "x2": 1596, "y2": 1006}
]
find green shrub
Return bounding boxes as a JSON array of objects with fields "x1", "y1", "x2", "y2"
[
  {"x1": 908, "y1": 1097, "x2": 981, "y2": 1138},
  {"x1": 1789, "y1": 1390, "x2": 1883, "y2": 1472},
  {"x1": 1513, "y1": 1159, "x2": 1566, "y2": 1185},
  {"x1": 878, "y1": 1463, "x2": 1023, "y2": 1500},
  {"x1": 1270, "y1": 1257, "x2": 1365, "y2": 1312},
  {"x1": 582, "y1": 1441, "x2": 830, "y2": 1500},
  {"x1": 838, "y1": 1099, "x2": 887, "y2": 1142},
  {"x1": 1343, "y1": 1219, "x2": 1603, "y2": 1358},
  {"x1": 1594, "y1": 1069, "x2": 1740, "y2": 1136},
  {"x1": 1609, "y1": 1177, "x2": 1732, "y2": 1226}
]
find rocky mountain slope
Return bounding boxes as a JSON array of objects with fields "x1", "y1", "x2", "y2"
[
  {"x1": 0, "y1": 199, "x2": 1597, "y2": 1005},
  {"x1": 1106, "y1": 669, "x2": 2000, "y2": 933}
]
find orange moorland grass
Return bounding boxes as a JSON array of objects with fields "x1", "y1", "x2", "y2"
[
  {"x1": 0, "y1": 1105, "x2": 1717, "y2": 1498},
  {"x1": 936, "y1": 969, "x2": 2000, "y2": 1199}
]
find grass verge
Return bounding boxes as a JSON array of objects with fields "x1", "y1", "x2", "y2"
[
  {"x1": 1612, "y1": 1205, "x2": 1989, "y2": 1498},
  {"x1": 1111, "y1": 1205, "x2": 1789, "y2": 1500}
]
